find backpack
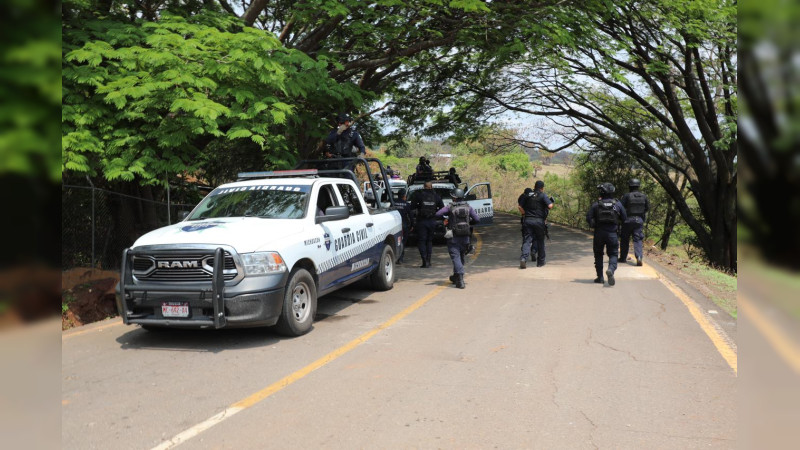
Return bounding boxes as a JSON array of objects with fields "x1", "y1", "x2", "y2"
[
  {"x1": 417, "y1": 190, "x2": 438, "y2": 218},
  {"x1": 597, "y1": 200, "x2": 619, "y2": 225},
  {"x1": 449, "y1": 202, "x2": 472, "y2": 237},
  {"x1": 627, "y1": 192, "x2": 647, "y2": 216}
]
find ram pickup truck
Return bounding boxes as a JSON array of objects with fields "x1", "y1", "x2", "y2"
[{"x1": 117, "y1": 158, "x2": 403, "y2": 336}]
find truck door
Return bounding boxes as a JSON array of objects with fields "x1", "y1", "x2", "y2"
[
  {"x1": 465, "y1": 182, "x2": 494, "y2": 226},
  {"x1": 334, "y1": 182, "x2": 377, "y2": 281},
  {"x1": 314, "y1": 183, "x2": 347, "y2": 291}
]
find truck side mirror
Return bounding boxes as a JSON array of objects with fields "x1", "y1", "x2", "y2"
[{"x1": 316, "y1": 205, "x2": 350, "y2": 224}]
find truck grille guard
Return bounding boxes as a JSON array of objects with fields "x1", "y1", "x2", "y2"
[{"x1": 119, "y1": 247, "x2": 227, "y2": 328}]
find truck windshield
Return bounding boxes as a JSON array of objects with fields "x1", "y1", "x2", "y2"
[{"x1": 188, "y1": 185, "x2": 310, "y2": 220}]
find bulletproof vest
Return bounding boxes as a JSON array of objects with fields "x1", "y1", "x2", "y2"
[
  {"x1": 449, "y1": 202, "x2": 472, "y2": 237},
  {"x1": 597, "y1": 199, "x2": 619, "y2": 224},
  {"x1": 627, "y1": 191, "x2": 647, "y2": 216},
  {"x1": 417, "y1": 190, "x2": 439, "y2": 219},
  {"x1": 524, "y1": 191, "x2": 546, "y2": 218},
  {"x1": 334, "y1": 129, "x2": 356, "y2": 156}
]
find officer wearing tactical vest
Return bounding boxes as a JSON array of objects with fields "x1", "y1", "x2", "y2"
[
  {"x1": 619, "y1": 178, "x2": 650, "y2": 266},
  {"x1": 586, "y1": 183, "x2": 628, "y2": 286},
  {"x1": 518, "y1": 180, "x2": 554, "y2": 269},
  {"x1": 324, "y1": 113, "x2": 366, "y2": 158},
  {"x1": 435, "y1": 188, "x2": 481, "y2": 289},
  {"x1": 410, "y1": 181, "x2": 444, "y2": 268}
]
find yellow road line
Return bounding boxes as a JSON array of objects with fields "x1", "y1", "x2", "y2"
[
  {"x1": 152, "y1": 284, "x2": 449, "y2": 450},
  {"x1": 61, "y1": 319, "x2": 124, "y2": 340},
  {"x1": 472, "y1": 231, "x2": 483, "y2": 260},
  {"x1": 654, "y1": 267, "x2": 737, "y2": 374},
  {"x1": 739, "y1": 294, "x2": 800, "y2": 375}
]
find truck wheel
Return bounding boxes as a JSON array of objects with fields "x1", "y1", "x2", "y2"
[
  {"x1": 371, "y1": 245, "x2": 395, "y2": 291},
  {"x1": 274, "y1": 268, "x2": 317, "y2": 336}
]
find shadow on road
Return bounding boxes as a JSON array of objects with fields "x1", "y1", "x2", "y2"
[
  {"x1": 397, "y1": 213, "x2": 599, "y2": 281},
  {"x1": 116, "y1": 326, "x2": 285, "y2": 353}
]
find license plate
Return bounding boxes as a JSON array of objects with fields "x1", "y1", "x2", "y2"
[{"x1": 162, "y1": 302, "x2": 189, "y2": 318}]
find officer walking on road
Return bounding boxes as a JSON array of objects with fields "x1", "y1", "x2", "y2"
[
  {"x1": 586, "y1": 183, "x2": 627, "y2": 286},
  {"x1": 395, "y1": 190, "x2": 412, "y2": 265},
  {"x1": 324, "y1": 113, "x2": 365, "y2": 158},
  {"x1": 410, "y1": 181, "x2": 444, "y2": 268},
  {"x1": 619, "y1": 178, "x2": 650, "y2": 266},
  {"x1": 435, "y1": 189, "x2": 481, "y2": 289},
  {"x1": 517, "y1": 180, "x2": 554, "y2": 269}
]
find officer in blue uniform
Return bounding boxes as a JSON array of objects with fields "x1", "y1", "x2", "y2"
[
  {"x1": 324, "y1": 113, "x2": 365, "y2": 158},
  {"x1": 394, "y1": 189, "x2": 412, "y2": 264},
  {"x1": 517, "y1": 180, "x2": 554, "y2": 269},
  {"x1": 619, "y1": 178, "x2": 650, "y2": 266},
  {"x1": 435, "y1": 188, "x2": 481, "y2": 289},
  {"x1": 410, "y1": 181, "x2": 444, "y2": 268},
  {"x1": 586, "y1": 183, "x2": 627, "y2": 286}
]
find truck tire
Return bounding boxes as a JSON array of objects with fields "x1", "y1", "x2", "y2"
[
  {"x1": 371, "y1": 244, "x2": 395, "y2": 291},
  {"x1": 274, "y1": 268, "x2": 317, "y2": 336}
]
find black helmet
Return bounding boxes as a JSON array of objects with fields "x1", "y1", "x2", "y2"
[
  {"x1": 450, "y1": 188, "x2": 465, "y2": 200},
  {"x1": 597, "y1": 182, "x2": 615, "y2": 196},
  {"x1": 336, "y1": 113, "x2": 352, "y2": 123},
  {"x1": 419, "y1": 156, "x2": 427, "y2": 163},
  {"x1": 629, "y1": 178, "x2": 641, "y2": 188}
]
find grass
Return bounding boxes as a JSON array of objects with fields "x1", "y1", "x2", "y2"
[{"x1": 682, "y1": 261, "x2": 738, "y2": 318}]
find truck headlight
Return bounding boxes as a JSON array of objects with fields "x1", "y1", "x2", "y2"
[{"x1": 241, "y1": 252, "x2": 287, "y2": 276}]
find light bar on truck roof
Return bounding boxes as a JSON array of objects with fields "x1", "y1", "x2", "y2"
[{"x1": 237, "y1": 169, "x2": 319, "y2": 180}]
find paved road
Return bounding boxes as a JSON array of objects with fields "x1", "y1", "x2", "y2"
[{"x1": 62, "y1": 214, "x2": 737, "y2": 449}]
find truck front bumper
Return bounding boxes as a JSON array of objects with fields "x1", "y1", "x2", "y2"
[{"x1": 117, "y1": 248, "x2": 288, "y2": 329}]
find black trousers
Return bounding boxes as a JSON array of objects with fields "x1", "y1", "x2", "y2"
[
  {"x1": 620, "y1": 217, "x2": 644, "y2": 261},
  {"x1": 521, "y1": 217, "x2": 546, "y2": 265},
  {"x1": 416, "y1": 218, "x2": 436, "y2": 260},
  {"x1": 593, "y1": 229, "x2": 619, "y2": 276}
]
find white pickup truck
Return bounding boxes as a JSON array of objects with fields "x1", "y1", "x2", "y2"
[{"x1": 117, "y1": 159, "x2": 403, "y2": 336}]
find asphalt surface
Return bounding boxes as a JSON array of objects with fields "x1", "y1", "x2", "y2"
[{"x1": 62, "y1": 214, "x2": 737, "y2": 449}]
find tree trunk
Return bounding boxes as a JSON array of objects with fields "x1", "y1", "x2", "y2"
[{"x1": 660, "y1": 202, "x2": 677, "y2": 251}]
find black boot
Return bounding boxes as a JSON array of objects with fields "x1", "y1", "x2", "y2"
[
  {"x1": 456, "y1": 273, "x2": 465, "y2": 289},
  {"x1": 606, "y1": 269, "x2": 615, "y2": 286},
  {"x1": 636, "y1": 257, "x2": 642, "y2": 267},
  {"x1": 420, "y1": 257, "x2": 428, "y2": 268},
  {"x1": 425, "y1": 257, "x2": 431, "y2": 268},
  {"x1": 594, "y1": 273, "x2": 604, "y2": 284},
  {"x1": 449, "y1": 273, "x2": 457, "y2": 284}
]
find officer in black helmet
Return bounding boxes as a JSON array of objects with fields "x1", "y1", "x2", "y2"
[
  {"x1": 415, "y1": 156, "x2": 433, "y2": 181},
  {"x1": 517, "y1": 180, "x2": 554, "y2": 268},
  {"x1": 410, "y1": 181, "x2": 444, "y2": 268},
  {"x1": 324, "y1": 113, "x2": 365, "y2": 158},
  {"x1": 620, "y1": 178, "x2": 650, "y2": 266},
  {"x1": 435, "y1": 188, "x2": 481, "y2": 289},
  {"x1": 586, "y1": 183, "x2": 627, "y2": 286}
]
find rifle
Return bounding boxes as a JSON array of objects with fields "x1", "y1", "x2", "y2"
[{"x1": 545, "y1": 222, "x2": 551, "y2": 241}]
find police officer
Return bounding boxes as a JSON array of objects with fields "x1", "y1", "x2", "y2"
[
  {"x1": 446, "y1": 167, "x2": 461, "y2": 184},
  {"x1": 395, "y1": 190, "x2": 413, "y2": 264},
  {"x1": 410, "y1": 181, "x2": 444, "y2": 268},
  {"x1": 435, "y1": 188, "x2": 481, "y2": 289},
  {"x1": 324, "y1": 113, "x2": 365, "y2": 158},
  {"x1": 415, "y1": 157, "x2": 433, "y2": 181},
  {"x1": 517, "y1": 180, "x2": 554, "y2": 268},
  {"x1": 586, "y1": 183, "x2": 628, "y2": 286},
  {"x1": 620, "y1": 178, "x2": 650, "y2": 266}
]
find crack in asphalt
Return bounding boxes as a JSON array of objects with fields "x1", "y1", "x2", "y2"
[{"x1": 579, "y1": 410, "x2": 600, "y2": 450}]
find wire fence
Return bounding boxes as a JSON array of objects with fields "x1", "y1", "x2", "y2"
[{"x1": 62, "y1": 184, "x2": 195, "y2": 270}]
